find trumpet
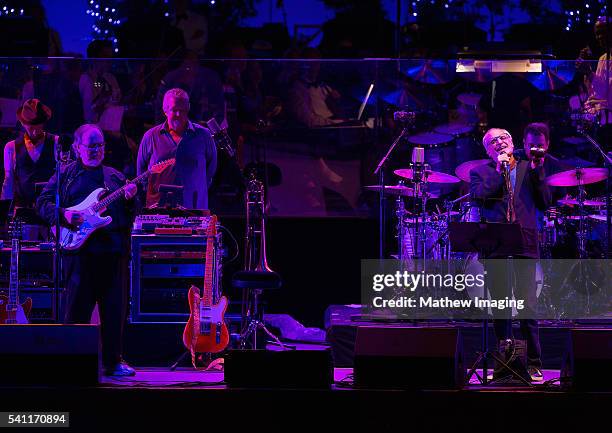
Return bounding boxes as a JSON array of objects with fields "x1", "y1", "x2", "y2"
[{"x1": 244, "y1": 170, "x2": 273, "y2": 273}]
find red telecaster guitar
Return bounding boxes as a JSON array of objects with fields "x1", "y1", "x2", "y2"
[
  {"x1": 0, "y1": 219, "x2": 32, "y2": 324},
  {"x1": 182, "y1": 215, "x2": 229, "y2": 365}
]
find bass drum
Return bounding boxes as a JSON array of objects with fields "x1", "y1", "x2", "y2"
[{"x1": 399, "y1": 216, "x2": 446, "y2": 262}]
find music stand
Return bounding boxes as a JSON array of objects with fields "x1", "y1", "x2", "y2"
[{"x1": 449, "y1": 221, "x2": 531, "y2": 386}]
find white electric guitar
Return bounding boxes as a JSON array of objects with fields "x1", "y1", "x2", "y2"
[{"x1": 53, "y1": 159, "x2": 175, "y2": 250}]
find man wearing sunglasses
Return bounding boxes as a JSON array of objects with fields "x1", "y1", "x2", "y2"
[
  {"x1": 469, "y1": 128, "x2": 552, "y2": 382},
  {"x1": 37, "y1": 124, "x2": 137, "y2": 377}
]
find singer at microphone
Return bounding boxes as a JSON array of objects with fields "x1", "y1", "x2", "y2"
[{"x1": 469, "y1": 127, "x2": 552, "y2": 381}]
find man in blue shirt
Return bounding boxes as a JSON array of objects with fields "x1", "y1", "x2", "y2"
[{"x1": 137, "y1": 88, "x2": 217, "y2": 209}]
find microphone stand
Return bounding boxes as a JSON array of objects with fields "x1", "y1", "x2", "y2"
[
  {"x1": 578, "y1": 130, "x2": 612, "y2": 259},
  {"x1": 53, "y1": 143, "x2": 63, "y2": 322},
  {"x1": 373, "y1": 126, "x2": 411, "y2": 259},
  {"x1": 501, "y1": 162, "x2": 514, "y2": 223}
]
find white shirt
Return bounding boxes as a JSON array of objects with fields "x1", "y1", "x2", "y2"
[{"x1": 589, "y1": 53, "x2": 612, "y2": 124}]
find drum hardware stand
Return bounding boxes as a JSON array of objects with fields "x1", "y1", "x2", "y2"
[
  {"x1": 374, "y1": 115, "x2": 415, "y2": 259},
  {"x1": 579, "y1": 130, "x2": 612, "y2": 259},
  {"x1": 558, "y1": 169, "x2": 602, "y2": 316}
]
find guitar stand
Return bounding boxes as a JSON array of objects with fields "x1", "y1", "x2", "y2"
[
  {"x1": 170, "y1": 351, "x2": 225, "y2": 371},
  {"x1": 169, "y1": 351, "x2": 190, "y2": 371}
]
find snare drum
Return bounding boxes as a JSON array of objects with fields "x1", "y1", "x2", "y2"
[{"x1": 460, "y1": 202, "x2": 481, "y2": 222}]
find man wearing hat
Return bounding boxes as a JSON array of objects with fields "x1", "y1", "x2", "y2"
[{"x1": 1, "y1": 99, "x2": 58, "y2": 209}]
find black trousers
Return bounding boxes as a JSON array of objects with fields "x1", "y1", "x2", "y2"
[
  {"x1": 485, "y1": 259, "x2": 542, "y2": 369},
  {"x1": 62, "y1": 251, "x2": 129, "y2": 368}
]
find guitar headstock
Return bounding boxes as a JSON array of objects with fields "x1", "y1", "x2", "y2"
[
  {"x1": 151, "y1": 158, "x2": 176, "y2": 174},
  {"x1": 9, "y1": 218, "x2": 23, "y2": 242}
]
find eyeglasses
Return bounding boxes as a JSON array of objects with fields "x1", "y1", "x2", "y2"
[{"x1": 487, "y1": 133, "x2": 511, "y2": 147}]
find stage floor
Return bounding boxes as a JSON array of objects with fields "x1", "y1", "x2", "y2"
[
  {"x1": 100, "y1": 366, "x2": 562, "y2": 389},
  {"x1": 2, "y1": 366, "x2": 611, "y2": 432}
]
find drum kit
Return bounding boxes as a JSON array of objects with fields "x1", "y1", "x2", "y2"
[
  {"x1": 542, "y1": 167, "x2": 610, "y2": 259},
  {"x1": 366, "y1": 160, "x2": 609, "y2": 263}
]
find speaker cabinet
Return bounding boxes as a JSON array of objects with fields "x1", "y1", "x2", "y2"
[
  {"x1": 354, "y1": 326, "x2": 464, "y2": 389},
  {"x1": 563, "y1": 328, "x2": 612, "y2": 391},
  {"x1": 225, "y1": 349, "x2": 333, "y2": 389},
  {"x1": 0, "y1": 324, "x2": 100, "y2": 386}
]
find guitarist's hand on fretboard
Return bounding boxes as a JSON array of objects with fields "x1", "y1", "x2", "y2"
[{"x1": 124, "y1": 183, "x2": 138, "y2": 200}]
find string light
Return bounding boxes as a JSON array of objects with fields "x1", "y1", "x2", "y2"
[
  {"x1": 565, "y1": 0, "x2": 607, "y2": 31},
  {"x1": 86, "y1": 1, "x2": 121, "y2": 53},
  {"x1": 408, "y1": 0, "x2": 458, "y2": 20}
]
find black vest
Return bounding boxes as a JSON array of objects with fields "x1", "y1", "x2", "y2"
[{"x1": 13, "y1": 133, "x2": 57, "y2": 208}]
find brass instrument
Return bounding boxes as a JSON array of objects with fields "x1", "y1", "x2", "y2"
[{"x1": 244, "y1": 170, "x2": 273, "y2": 273}]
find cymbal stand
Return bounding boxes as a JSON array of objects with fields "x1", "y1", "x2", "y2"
[
  {"x1": 410, "y1": 163, "x2": 430, "y2": 270},
  {"x1": 559, "y1": 169, "x2": 600, "y2": 316}
]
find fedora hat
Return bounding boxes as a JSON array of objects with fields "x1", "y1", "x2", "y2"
[{"x1": 16, "y1": 99, "x2": 52, "y2": 125}]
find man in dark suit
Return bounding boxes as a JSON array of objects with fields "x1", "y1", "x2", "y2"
[{"x1": 470, "y1": 128, "x2": 552, "y2": 381}]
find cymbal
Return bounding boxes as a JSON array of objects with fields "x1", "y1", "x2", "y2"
[
  {"x1": 457, "y1": 92, "x2": 482, "y2": 107},
  {"x1": 558, "y1": 198, "x2": 606, "y2": 207},
  {"x1": 405, "y1": 60, "x2": 454, "y2": 85},
  {"x1": 589, "y1": 214, "x2": 609, "y2": 222},
  {"x1": 364, "y1": 184, "x2": 439, "y2": 198},
  {"x1": 545, "y1": 168, "x2": 608, "y2": 187},
  {"x1": 527, "y1": 63, "x2": 573, "y2": 91},
  {"x1": 455, "y1": 159, "x2": 490, "y2": 182},
  {"x1": 394, "y1": 168, "x2": 460, "y2": 184}
]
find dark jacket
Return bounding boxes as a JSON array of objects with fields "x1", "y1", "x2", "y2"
[
  {"x1": 36, "y1": 160, "x2": 133, "y2": 253},
  {"x1": 470, "y1": 158, "x2": 551, "y2": 258}
]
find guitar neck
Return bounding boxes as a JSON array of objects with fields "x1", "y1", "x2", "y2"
[
  {"x1": 8, "y1": 238, "x2": 19, "y2": 306},
  {"x1": 92, "y1": 170, "x2": 150, "y2": 212},
  {"x1": 201, "y1": 216, "x2": 217, "y2": 308}
]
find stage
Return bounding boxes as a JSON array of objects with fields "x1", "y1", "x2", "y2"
[{"x1": 1, "y1": 366, "x2": 611, "y2": 432}]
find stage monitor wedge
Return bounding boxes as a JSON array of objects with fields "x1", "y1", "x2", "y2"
[
  {"x1": 0, "y1": 324, "x2": 100, "y2": 386},
  {"x1": 563, "y1": 328, "x2": 612, "y2": 391},
  {"x1": 354, "y1": 326, "x2": 464, "y2": 389},
  {"x1": 225, "y1": 349, "x2": 332, "y2": 389}
]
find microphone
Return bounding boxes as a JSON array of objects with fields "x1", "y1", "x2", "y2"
[
  {"x1": 393, "y1": 111, "x2": 416, "y2": 124},
  {"x1": 412, "y1": 147, "x2": 425, "y2": 164},
  {"x1": 530, "y1": 147, "x2": 546, "y2": 159},
  {"x1": 56, "y1": 134, "x2": 73, "y2": 162},
  {"x1": 206, "y1": 117, "x2": 235, "y2": 157},
  {"x1": 411, "y1": 147, "x2": 426, "y2": 182},
  {"x1": 499, "y1": 150, "x2": 510, "y2": 172}
]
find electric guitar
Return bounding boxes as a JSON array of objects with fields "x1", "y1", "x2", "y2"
[
  {"x1": 0, "y1": 219, "x2": 32, "y2": 324},
  {"x1": 183, "y1": 215, "x2": 229, "y2": 362},
  {"x1": 53, "y1": 159, "x2": 175, "y2": 250}
]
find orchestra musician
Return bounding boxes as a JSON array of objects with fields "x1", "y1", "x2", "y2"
[
  {"x1": 576, "y1": 16, "x2": 612, "y2": 150},
  {"x1": 470, "y1": 128, "x2": 552, "y2": 381},
  {"x1": 36, "y1": 124, "x2": 137, "y2": 377}
]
